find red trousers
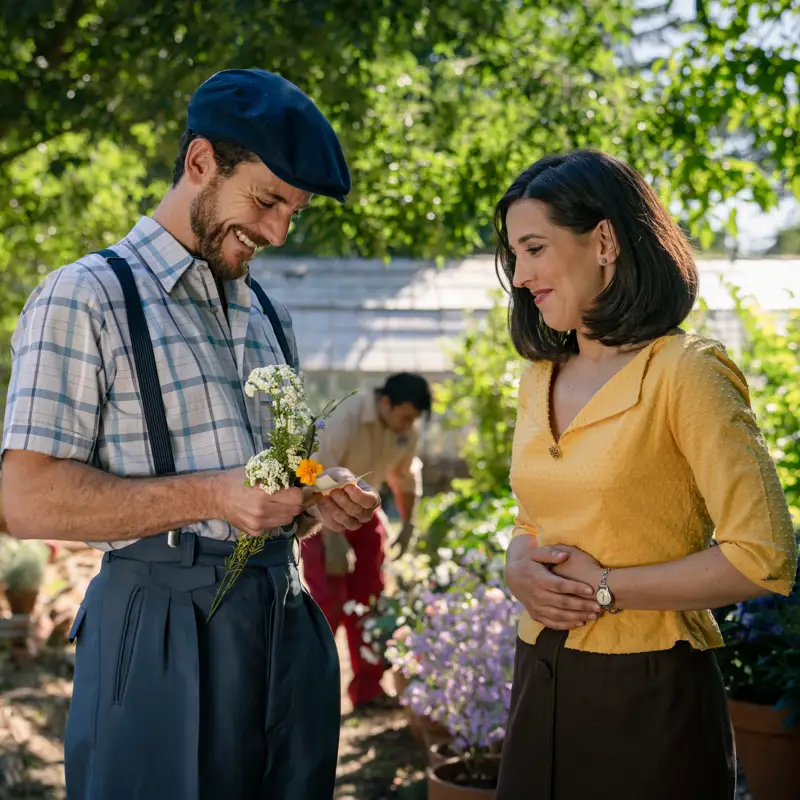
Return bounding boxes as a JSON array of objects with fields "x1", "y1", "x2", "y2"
[{"x1": 301, "y1": 515, "x2": 387, "y2": 709}]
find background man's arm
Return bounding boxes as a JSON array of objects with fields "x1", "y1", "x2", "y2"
[{"x1": 386, "y1": 432, "x2": 422, "y2": 555}]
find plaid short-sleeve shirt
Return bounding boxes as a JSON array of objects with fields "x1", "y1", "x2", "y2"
[{"x1": 2, "y1": 217, "x2": 299, "y2": 550}]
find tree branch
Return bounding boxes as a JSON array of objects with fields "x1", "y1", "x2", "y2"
[
  {"x1": 35, "y1": 0, "x2": 95, "y2": 69},
  {"x1": 695, "y1": 0, "x2": 711, "y2": 30},
  {"x1": 635, "y1": 1, "x2": 675, "y2": 20},
  {"x1": 634, "y1": 17, "x2": 688, "y2": 39},
  {"x1": 0, "y1": 131, "x2": 77, "y2": 167}
]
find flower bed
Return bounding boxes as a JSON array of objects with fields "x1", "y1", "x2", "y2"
[{"x1": 386, "y1": 566, "x2": 519, "y2": 784}]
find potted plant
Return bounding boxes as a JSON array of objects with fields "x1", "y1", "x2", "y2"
[
  {"x1": 0, "y1": 536, "x2": 49, "y2": 616},
  {"x1": 426, "y1": 737, "x2": 461, "y2": 769},
  {"x1": 387, "y1": 573, "x2": 518, "y2": 799},
  {"x1": 714, "y1": 542, "x2": 800, "y2": 800}
]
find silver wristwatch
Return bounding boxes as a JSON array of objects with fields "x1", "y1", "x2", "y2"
[{"x1": 596, "y1": 568, "x2": 619, "y2": 613}]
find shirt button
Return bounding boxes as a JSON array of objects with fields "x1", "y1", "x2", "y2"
[{"x1": 548, "y1": 445, "x2": 562, "y2": 459}]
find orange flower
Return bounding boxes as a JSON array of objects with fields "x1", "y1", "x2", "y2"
[{"x1": 296, "y1": 458, "x2": 324, "y2": 486}]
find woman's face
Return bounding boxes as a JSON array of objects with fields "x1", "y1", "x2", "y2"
[{"x1": 506, "y1": 199, "x2": 614, "y2": 334}]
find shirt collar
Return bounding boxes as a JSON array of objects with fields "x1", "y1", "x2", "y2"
[
  {"x1": 540, "y1": 336, "x2": 668, "y2": 436},
  {"x1": 124, "y1": 216, "x2": 198, "y2": 294}
]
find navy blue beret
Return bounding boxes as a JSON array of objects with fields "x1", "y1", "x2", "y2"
[{"x1": 187, "y1": 69, "x2": 350, "y2": 202}]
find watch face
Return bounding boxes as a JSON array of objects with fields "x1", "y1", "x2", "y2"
[{"x1": 597, "y1": 587, "x2": 612, "y2": 607}]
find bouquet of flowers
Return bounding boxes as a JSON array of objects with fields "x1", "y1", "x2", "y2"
[{"x1": 207, "y1": 365, "x2": 356, "y2": 620}]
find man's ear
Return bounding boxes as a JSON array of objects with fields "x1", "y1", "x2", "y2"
[{"x1": 182, "y1": 138, "x2": 217, "y2": 187}]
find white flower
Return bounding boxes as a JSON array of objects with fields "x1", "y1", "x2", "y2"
[
  {"x1": 245, "y1": 365, "x2": 307, "y2": 406},
  {"x1": 360, "y1": 646, "x2": 382, "y2": 665},
  {"x1": 434, "y1": 564, "x2": 451, "y2": 585},
  {"x1": 244, "y1": 451, "x2": 291, "y2": 494}
]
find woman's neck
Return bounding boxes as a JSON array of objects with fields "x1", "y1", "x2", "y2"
[
  {"x1": 574, "y1": 328, "x2": 657, "y2": 364},
  {"x1": 574, "y1": 331, "x2": 624, "y2": 363}
]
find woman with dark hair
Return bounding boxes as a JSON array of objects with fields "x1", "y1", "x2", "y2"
[{"x1": 495, "y1": 150, "x2": 796, "y2": 799}]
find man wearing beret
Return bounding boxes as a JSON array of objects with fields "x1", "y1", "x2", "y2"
[{"x1": 2, "y1": 69, "x2": 380, "y2": 799}]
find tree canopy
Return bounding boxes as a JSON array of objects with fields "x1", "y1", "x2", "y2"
[{"x1": 1, "y1": 0, "x2": 798, "y2": 355}]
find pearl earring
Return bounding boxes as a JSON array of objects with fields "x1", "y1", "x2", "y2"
[{"x1": 600, "y1": 257, "x2": 608, "y2": 265}]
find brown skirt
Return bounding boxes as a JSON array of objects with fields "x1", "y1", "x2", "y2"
[{"x1": 496, "y1": 630, "x2": 736, "y2": 800}]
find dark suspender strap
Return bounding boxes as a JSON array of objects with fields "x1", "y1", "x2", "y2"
[
  {"x1": 98, "y1": 248, "x2": 176, "y2": 477},
  {"x1": 249, "y1": 278, "x2": 292, "y2": 366}
]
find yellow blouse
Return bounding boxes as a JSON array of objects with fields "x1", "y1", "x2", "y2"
[{"x1": 510, "y1": 333, "x2": 796, "y2": 654}]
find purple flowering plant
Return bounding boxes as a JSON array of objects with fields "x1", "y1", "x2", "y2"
[
  {"x1": 714, "y1": 534, "x2": 800, "y2": 728},
  {"x1": 386, "y1": 567, "x2": 521, "y2": 773},
  {"x1": 359, "y1": 543, "x2": 509, "y2": 670},
  {"x1": 360, "y1": 492, "x2": 516, "y2": 667}
]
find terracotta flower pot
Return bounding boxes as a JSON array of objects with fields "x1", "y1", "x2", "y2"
[
  {"x1": 427, "y1": 756, "x2": 500, "y2": 800},
  {"x1": 416, "y1": 712, "x2": 450, "y2": 741},
  {"x1": 405, "y1": 711, "x2": 425, "y2": 743},
  {"x1": 4, "y1": 587, "x2": 39, "y2": 615},
  {"x1": 394, "y1": 673, "x2": 453, "y2": 745},
  {"x1": 428, "y1": 740, "x2": 459, "y2": 768},
  {"x1": 404, "y1": 707, "x2": 451, "y2": 745},
  {"x1": 429, "y1": 739, "x2": 503, "y2": 768},
  {"x1": 729, "y1": 699, "x2": 800, "y2": 800}
]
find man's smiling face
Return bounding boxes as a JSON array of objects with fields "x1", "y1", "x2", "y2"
[{"x1": 187, "y1": 140, "x2": 312, "y2": 280}]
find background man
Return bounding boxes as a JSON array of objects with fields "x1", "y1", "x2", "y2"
[{"x1": 302, "y1": 372, "x2": 431, "y2": 710}]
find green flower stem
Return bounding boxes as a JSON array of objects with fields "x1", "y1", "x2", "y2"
[{"x1": 207, "y1": 533, "x2": 268, "y2": 622}]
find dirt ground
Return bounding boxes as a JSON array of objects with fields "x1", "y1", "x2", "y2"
[
  {"x1": 0, "y1": 546, "x2": 427, "y2": 800},
  {"x1": 333, "y1": 629, "x2": 427, "y2": 800}
]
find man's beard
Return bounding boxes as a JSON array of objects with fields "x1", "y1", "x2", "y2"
[{"x1": 189, "y1": 180, "x2": 244, "y2": 281}]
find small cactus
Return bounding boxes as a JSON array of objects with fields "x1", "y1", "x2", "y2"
[{"x1": 0, "y1": 536, "x2": 49, "y2": 591}]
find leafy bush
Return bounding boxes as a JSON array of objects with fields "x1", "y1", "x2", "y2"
[
  {"x1": 433, "y1": 294, "x2": 524, "y2": 494},
  {"x1": 732, "y1": 297, "x2": 800, "y2": 522},
  {"x1": 713, "y1": 535, "x2": 800, "y2": 728},
  {"x1": 416, "y1": 484, "x2": 516, "y2": 566}
]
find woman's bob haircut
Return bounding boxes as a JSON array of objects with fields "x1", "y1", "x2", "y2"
[{"x1": 493, "y1": 150, "x2": 698, "y2": 362}]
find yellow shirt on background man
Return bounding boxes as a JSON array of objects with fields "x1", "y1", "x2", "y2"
[
  {"x1": 510, "y1": 333, "x2": 797, "y2": 654},
  {"x1": 314, "y1": 392, "x2": 421, "y2": 497}
]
